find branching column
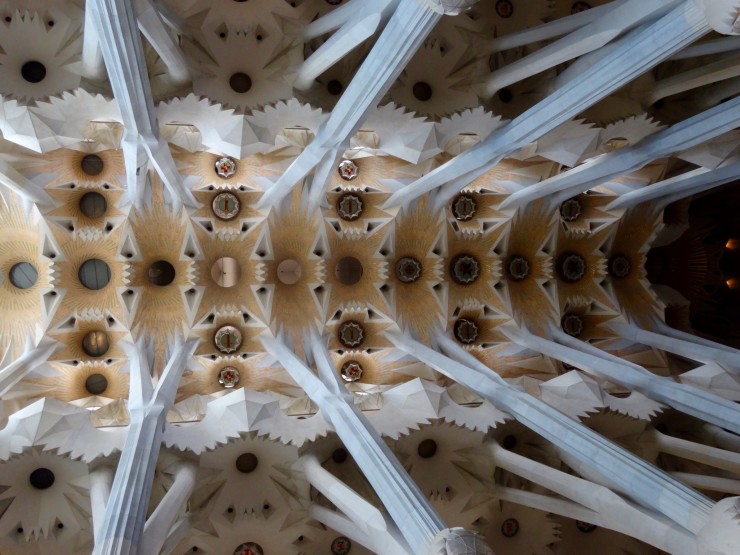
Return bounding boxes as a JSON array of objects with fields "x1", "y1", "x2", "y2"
[
  {"x1": 506, "y1": 327, "x2": 740, "y2": 434},
  {"x1": 87, "y1": 0, "x2": 196, "y2": 210},
  {"x1": 261, "y1": 331, "x2": 491, "y2": 554},
  {"x1": 609, "y1": 320, "x2": 740, "y2": 373},
  {"x1": 606, "y1": 160, "x2": 740, "y2": 211},
  {"x1": 384, "y1": 0, "x2": 711, "y2": 209},
  {"x1": 386, "y1": 330, "x2": 714, "y2": 534},
  {"x1": 500, "y1": 95, "x2": 740, "y2": 210},
  {"x1": 0, "y1": 340, "x2": 58, "y2": 397},
  {"x1": 92, "y1": 338, "x2": 197, "y2": 555},
  {"x1": 259, "y1": 0, "x2": 473, "y2": 210},
  {"x1": 489, "y1": 441, "x2": 696, "y2": 555}
]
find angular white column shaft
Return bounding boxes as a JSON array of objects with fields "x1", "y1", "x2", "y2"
[
  {"x1": 0, "y1": 341, "x2": 58, "y2": 397},
  {"x1": 300, "y1": 453, "x2": 412, "y2": 555},
  {"x1": 0, "y1": 159, "x2": 55, "y2": 209},
  {"x1": 606, "y1": 160, "x2": 740, "y2": 211},
  {"x1": 260, "y1": 333, "x2": 446, "y2": 552},
  {"x1": 384, "y1": 1, "x2": 710, "y2": 209},
  {"x1": 295, "y1": 0, "x2": 397, "y2": 90},
  {"x1": 703, "y1": 424, "x2": 740, "y2": 453},
  {"x1": 500, "y1": 94, "x2": 740, "y2": 210},
  {"x1": 140, "y1": 461, "x2": 198, "y2": 555},
  {"x1": 649, "y1": 428, "x2": 740, "y2": 475},
  {"x1": 491, "y1": 442, "x2": 696, "y2": 555},
  {"x1": 386, "y1": 330, "x2": 713, "y2": 533},
  {"x1": 92, "y1": 338, "x2": 197, "y2": 555},
  {"x1": 486, "y1": 0, "x2": 625, "y2": 53},
  {"x1": 512, "y1": 327, "x2": 740, "y2": 434},
  {"x1": 483, "y1": 0, "x2": 677, "y2": 96},
  {"x1": 258, "y1": 0, "x2": 442, "y2": 209},
  {"x1": 136, "y1": 0, "x2": 191, "y2": 85},
  {"x1": 648, "y1": 52, "x2": 740, "y2": 104},
  {"x1": 89, "y1": 466, "x2": 115, "y2": 544},
  {"x1": 671, "y1": 35, "x2": 740, "y2": 59},
  {"x1": 608, "y1": 320, "x2": 740, "y2": 373},
  {"x1": 670, "y1": 473, "x2": 740, "y2": 495},
  {"x1": 82, "y1": 0, "x2": 106, "y2": 81},
  {"x1": 87, "y1": 0, "x2": 196, "y2": 210}
]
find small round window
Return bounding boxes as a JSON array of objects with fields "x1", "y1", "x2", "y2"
[
  {"x1": 79, "y1": 192, "x2": 107, "y2": 219},
  {"x1": 78, "y1": 259, "x2": 111, "y2": 290},
  {"x1": 81, "y1": 154, "x2": 104, "y2": 176},
  {"x1": 9, "y1": 262, "x2": 38, "y2": 289}
]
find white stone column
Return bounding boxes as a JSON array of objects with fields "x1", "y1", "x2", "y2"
[
  {"x1": 82, "y1": 0, "x2": 106, "y2": 81},
  {"x1": 140, "y1": 460, "x2": 197, "y2": 555},
  {"x1": 92, "y1": 337, "x2": 197, "y2": 555},
  {"x1": 648, "y1": 52, "x2": 740, "y2": 104},
  {"x1": 608, "y1": 320, "x2": 740, "y2": 373},
  {"x1": 260, "y1": 331, "x2": 463, "y2": 553},
  {"x1": 89, "y1": 465, "x2": 115, "y2": 544},
  {"x1": 703, "y1": 424, "x2": 740, "y2": 453},
  {"x1": 499, "y1": 95, "x2": 740, "y2": 210},
  {"x1": 386, "y1": 329, "x2": 714, "y2": 534},
  {"x1": 649, "y1": 428, "x2": 740, "y2": 475},
  {"x1": 87, "y1": 0, "x2": 196, "y2": 211},
  {"x1": 490, "y1": 441, "x2": 696, "y2": 555},
  {"x1": 670, "y1": 472, "x2": 740, "y2": 495},
  {"x1": 486, "y1": 1, "x2": 623, "y2": 53},
  {"x1": 508, "y1": 327, "x2": 740, "y2": 434},
  {"x1": 0, "y1": 340, "x2": 58, "y2": 397},
  {"x1": 482, "y1": 0, "x2": 674, "y2": 97},
  {"x1": 258, "y1": 0, "x2": 445, "y2": 210},
  {"x1": 299, "y1": 452, "x2": 413, "y2": 555},
  {"x1": 135, "y1": 0, "x2": 191, "y2": 85},
  {"x1": 0, "y1": 159, "x2": 55, "y2": 209},
  {"x1": 606, "y1": 160, "x2": 740, "y2": 211},
  {"x1": 295, "y1": 0, "x2": 397, "y2": 90},
  {"x1": 384, "y1": 1, "x2": 711, "y2": 210}
]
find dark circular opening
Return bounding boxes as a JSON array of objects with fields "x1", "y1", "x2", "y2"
[
  {"x1": 29, "y1": 468, "x2": 55, "y2": 490},
  {"x1": 79, "y1": 192, "x2": 107, "y2": 218},
  {"x1": 396, "y1": 257, "x2": 422, "y2": 283},
  {"x1": 21, "y1": 61, "x2": 46, "y2": 83},
  {"x1": 507, "y1": 256, "x2": 530, "y2": 281},
  {"x1": 571, "y1": 1, "x2": 592, "y2": 14},
  {"x1": 608, "y1": 254, "x2": 631, "y2": 278},
  {"x1": 497, "y1": 87, "x2": 513, "y2": 103},
  {"x1": 338, "y1": 320, "x2": 365, "y2": 348},
  {"x1": 561, "y1": 313, "x2": 584, "y2": 337},
  {"x1": 82, "y1": 331, "x2": 110, "y2": 357},
  {"x1": 235, "y1": 453, "x2": 259, "y2": 474},
  {"x1": 417, "y1": 438, "x2": 437, "y2": 458},
  {"x1": 147, "y1": 260, "x2": 176, "y2": 286},
  {"x1": 451, "y1": 194, "x2": 477, "y2": 221},
  {"x1": 502, "y1": 434, "x2": 517, "y2": 450},
  {"x1": 332, "y1": 448, "x2": 348, "y2": 464},
  {"x1": 229, "y1": 72, "x2": 252, "y2": 93},
  {"x1": 81, "y1": 154, "x2": 104, "y2": 176},
  {"x1": 556, "y1": 252, "x2": 587, "y2": 282},
  {"x1": 78, "y1": 259, "x2": 111, "y2": 290},
  {"x1": 335, "y1": 257, "x2": 363, "y2": 285},
  {"x1": 85, "y1": 373, "x2": 108, "y2": 395},
  {"x1": 336, "y1": 193, "x2": 363, "y2": 221},
  {"x1": 454, "y1": 318, "x2": 479, "y2": 344},
  {"x1": 495, "y1": 0, "x2": 514, "y2": 18},
  {"x1": 9, "y1": 262, "x2": 38, "y2": 289},
  {"x1": 501, "y1": 518, "x2": 519, "y2": 537},
  {"x1": 450, "y1": 254, "x2": 480, "y2": 285},
  {"x1": 559, "y1": 198, "x2": 582, "y2": 222},
  {"x1": 412, "y1": 81, "x2": 433, "y2": 102},
  {"x1": 327, "y1": 79, "x2": 343, "y2": 95}
]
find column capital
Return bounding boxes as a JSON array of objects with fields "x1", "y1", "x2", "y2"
[
  {"x1": 421, "y1": 0, "x2": 479, "y2": 16},
  {"x1": 694, "y1": 0, "x2": 740, "y2": 35},
  {"x1": 429, "y1": 528, "x2": 494, "y2": 555}
]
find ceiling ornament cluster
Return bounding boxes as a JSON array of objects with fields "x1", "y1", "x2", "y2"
[{"x1": 1, "y1": 0, "x2": 739, "y2": 553}]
